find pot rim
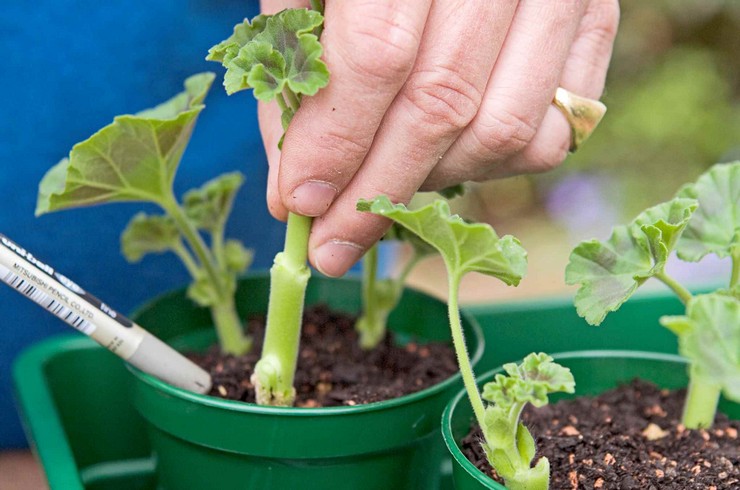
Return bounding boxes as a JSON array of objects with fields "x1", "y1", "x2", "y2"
[{"x1": 128, "y1": 276, "x2": 485, "y2": 416}]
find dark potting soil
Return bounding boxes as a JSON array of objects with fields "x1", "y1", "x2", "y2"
[
  {"x1": 461, "y1": 379, "x2": 740, "y2": 489},
  {"x1": 189, "y1": 304, "x2": 458, "y2": 407}
]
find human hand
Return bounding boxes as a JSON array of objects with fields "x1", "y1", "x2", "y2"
[{"x1": 258, "y1": 0, "x2": 619, "y2": 277}]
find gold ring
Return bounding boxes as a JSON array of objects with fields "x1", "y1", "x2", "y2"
[{"x1": 552, "y1": 87, "x2": 607, "y2": 153}]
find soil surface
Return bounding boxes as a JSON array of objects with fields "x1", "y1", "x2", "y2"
[
  {"x1": 189, "y1": 304, "x2": 458, "y2": 407},
  {"x1": 461, "y1": 379, "x2": 740, "y2": 489}
]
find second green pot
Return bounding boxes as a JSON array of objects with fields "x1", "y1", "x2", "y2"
[
  {"x1": 129, "y1": 275, "x2": 483, "y2": 490},
  {"x1": 442, "y1": 350, "x2": 740, "y2": 490}
]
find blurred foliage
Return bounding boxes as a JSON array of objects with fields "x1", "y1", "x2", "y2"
[{"x1": 466, "y1": 0, "x2": 740, "y2": 224}]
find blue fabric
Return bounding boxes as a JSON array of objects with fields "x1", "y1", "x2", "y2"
[{"x1": 0, "y1": 0, "x2": 288, "y2": 448}]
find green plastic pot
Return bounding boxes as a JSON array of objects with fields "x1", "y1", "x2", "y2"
[
  {"x1": 442, "y1": 350, "x2": 740, "y2": 490},
  {"x1": 14, "y1": 288, "x2": 700, "y2": 489},
  {"x1": 128, "y1": 274, "x2": 483, "y2": 490}
]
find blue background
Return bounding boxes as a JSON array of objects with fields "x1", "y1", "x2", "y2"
[{"x1": 0, "y1": 0, "x2": 289, "y2": 448}]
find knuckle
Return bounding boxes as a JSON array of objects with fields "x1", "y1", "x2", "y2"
[
  {"x1": 583, "y1": 0, "x2": 620, "y2": 48},
  {"x1": 475, "y1": 107, "x2": 538, "y2": 157},
  {"x1": 316, "y1": 127, "x2": 372, "y2": 163},
  {"x1": 525, "y1": 140, "x2": 570, "y2": 174},
  {"x1": 339, "y1": 5, "x2": 420, "y2": 81},
  {"x1": 402, "y1": 67, "x2": 483, "y2": 131}
]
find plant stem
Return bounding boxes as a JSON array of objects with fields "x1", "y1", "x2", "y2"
[
  {"x1": 164, "y1": 200, "x2": 224, "y2": 296},
  {"x1": 655, "y1": 271, "x2": 693, "y2": 305},
  {"x1": 309, "y1": 0, "x2": 324, "y2": 14},
  {"x1": 447, "y1": 272, "x2": 486, "y2": 426},
  {"x1": 731, "y1": 246, "x2": 739, "y2": 288},
  {"x1": 682, "y1": 370, "x2": 722, "y2": 429},
  {"x1": 284, "y1": 89, "x2": 301, "y2": 113},
  {"x1": 357, "y1": 244, "x2": 382, "y2": 349},
  {"x1": 210, "y1": 295, "x2": 251, "y2": 355},
  {"x1": 172, "y1": 242, "x2": 201, "y2": 279},
  {"x1": 164, "y1": 198, "x2": 249, "y2": 355},
  {"x1": 253, "y1": 212, "x2": 312, "y2": 405}
]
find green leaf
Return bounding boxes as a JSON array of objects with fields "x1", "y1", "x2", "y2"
[
  {"x1": 206, "y1": 14, "x2": 269, "y2": 63},
  {"x1": 384, "y1": 223, "x2": 436, "y2": 259},
  {"x1": 208, "y1": 9, "x2": 329, "y2": 99},
  {"x1": 515, "y1": 422, "x2": 536, "y2": 465},
  {"x1": 566, "y1": 197, "x2": 698, "y2": 325},
  {"x1": 358, "y1": 196, "x2": 528, "y2": 285},
  {"x1": 36, "y1": 73, "x2": 215, "y2": 215},
  {"x1": 660, "y1": 293, "x2": 740, "y2": 401},
  {"x1": 223, "y1": 239, "x2": 253, "y2": 274},
  {"x1": 676, "y1": 162, "x2": 740, "y2": 262},
  {"x1": 183, "y1": 172, "x2": 245, "y2": 233},
  {"x1": 481, "y1": 353, "x2": 575, "y2": 410},
  {"x1": 187, "y1": 271, "x2": 237, "y2": 307},
  {"x1": 482, "y1": 405, "x2": 516, "y2": 450},
  {"x1": 120, "y1": 213, "x2": 180, "y2": 263}
]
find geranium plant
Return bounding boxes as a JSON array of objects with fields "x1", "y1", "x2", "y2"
[
  {"x1": 359, "y1": 196, "x2": 576, "y2": 489},
  {"x1": 566, "y1": 161, "x2": 740, "y2": 429},
  {"x1": 36, "y1": 73, "x2": 254, "y2": 356},
  {"x1": 206, "y1": 6, "x2": 330, "y2": 406}
]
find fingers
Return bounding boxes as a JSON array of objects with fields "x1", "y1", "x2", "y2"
[
  {"x1": 273, "y1": 0, "x2": 431, "y2": 219},
  {"x1": 308, "y1": 0, "x2": 516, "y2": 277},
  {"x1": 423, "y1": 0, "x2": 590, "y2": 189},
  {"x1": 260, "y1": 0, "x2": 309, "y2": 15},
  {"x1": 487, "y1": 0, "x2": 619, "y2": 178},
  {"x1": 436, "y1": 0, "x2": 619, "y2": 184}
]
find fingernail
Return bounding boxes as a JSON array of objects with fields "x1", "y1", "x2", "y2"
[
  {"x1": 291, "y1": 181, "x2": 337, "y2": 217},
  {"x1": 313, "y1": 240, "x2": 364, "y2": 278}
]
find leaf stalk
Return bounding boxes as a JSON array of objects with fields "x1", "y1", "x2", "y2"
[{"x1": 655, "y1": 270, "x2": 693, "y2": 305}]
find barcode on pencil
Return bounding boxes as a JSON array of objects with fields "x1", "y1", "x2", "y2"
[{"x1": 0, "y1": 263, "x2": 95, "y2": 335}]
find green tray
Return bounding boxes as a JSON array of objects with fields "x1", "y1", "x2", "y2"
[{"x1": 13, "y1": 290, "x2": 685, "y2": 489}]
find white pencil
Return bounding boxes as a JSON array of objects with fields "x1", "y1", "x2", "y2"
[{"x1": 0, "y1": 234, "x2": 212, "y2": 394}]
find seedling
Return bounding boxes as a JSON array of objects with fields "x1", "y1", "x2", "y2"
[
  {"x1": 207, "y1": 6, "x2": 329, "y2": 405},
  {"x1": 566, "y1": 161, "x2": 740, "y2": 429},
  {"x1": 36, "y1": 73, "x2": 253, "y2": 356},
  {"x1": 480, "y1": 353, "x2": 575, "y2": 490},
  {"x1": 360, "y1": 197, "x2": 575, "y2": 488}
]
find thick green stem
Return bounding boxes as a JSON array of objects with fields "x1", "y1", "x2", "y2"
[
  {"x1": 731, "y1": 246, "x2": 739, "y2": 288},
  {"x1": 655, "y1": 271, "x2": 693, "y2": 305},
  {"x1": 447, "y1": 271, "x2": 486, "y2": 426},
  {"x1": 505, "y1": 459, "x2": 550, "y2": 490},
  {"x1": 210, "y1": 295, "x2": 251, "y2": 355},
  {"x1": 252, "y1": 212, "x2": 312, "y2": 406},
  {"x1": 682, "y1": 371, "x2": 721, "y2": 429}
]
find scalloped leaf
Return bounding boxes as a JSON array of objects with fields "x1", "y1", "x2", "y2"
[
  {"x1": 223, "y1": 239, "x2": 253, "y2": 274},
  {"x1": 208, "y1": 9, "x2": 328, "y2": 99},
  {"x1": 183, "y1": 171, "x2": 245, "y2": 233},
  {"x1": 676, "y1": 162, "x2": 740, "y2": 262},
  {"x1": 481, "y1": 353, "x2": 575, "y2": 410},
  {"x1": 206, "y1": 14, "x2": 269, "y2": 64},
  {"x1": 36, "y1": 73, "x2": 215, "y2": 215},
  {"x1": 660, "y1": 293, "x2": 740, "y2": 401},
  {"x1": 120, "y1": 213, "x2": 180, "y2": 263},
  {"x1": 566, "y1": 197, "x2": 698, "y2": 325},
  {"x1": 357, "y1": 196, "x2": 527, "y2": 285}
]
